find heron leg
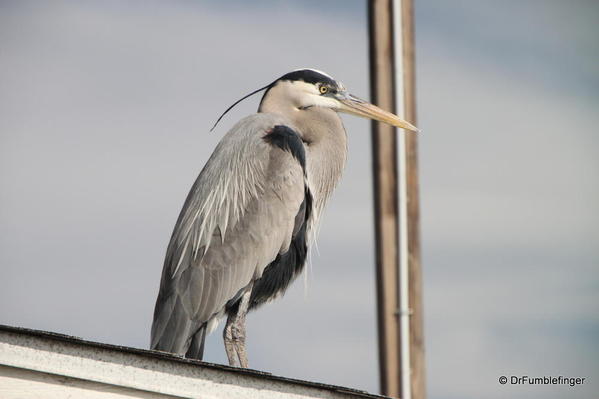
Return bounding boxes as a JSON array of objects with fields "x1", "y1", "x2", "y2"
[
  {"x1": 223, "y1": 319, "x2": 238, "y2": 367},
  {"x1": 223, "y1": 290, "x2": 251, "y2": 368}
]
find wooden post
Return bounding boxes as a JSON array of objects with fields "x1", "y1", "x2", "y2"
[
  {"x1": 369, "y1": 0, "x2": 425, "y2": 398},
  {"x1": 368, "y1": 0, "x2": 400, "y2": 397},
  {"x1": 400, "y1": 2, "x2": 426, "y2": 399}
]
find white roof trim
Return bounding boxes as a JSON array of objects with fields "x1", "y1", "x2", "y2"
[{"x1": 0, "y1": 325, "x2": 382, "y2": 399}]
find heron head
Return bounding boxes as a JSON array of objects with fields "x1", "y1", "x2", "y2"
[
  {"x1": 211, "y1": 68, "x2": 418, "y2": 132},
  {"x1": 260, "y1": 69, "x2": 418, "y2": 132}
]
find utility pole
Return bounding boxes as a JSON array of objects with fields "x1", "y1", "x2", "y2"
[
  {"x1": 368, "y1": 0, "x2": 400, "y2": 395},
  {"x1": 368, "y1": 0, "x2": 424, "y2": 398}
]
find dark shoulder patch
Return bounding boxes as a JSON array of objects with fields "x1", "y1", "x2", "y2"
[
  {"x1": 263, "y1": 125, "x2": 306, "y2": 171},
  {"x1": 277, "y1": 69, "x2": 337, "y2": 88}
]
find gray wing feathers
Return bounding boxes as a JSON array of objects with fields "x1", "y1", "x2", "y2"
[{"x1": 151, "y1": 114, "x2": 306, "y2": 353}]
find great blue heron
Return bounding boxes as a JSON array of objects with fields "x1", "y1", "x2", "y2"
[{"x1": 151, "y1": 69, "x2": 417, "y2": 368}]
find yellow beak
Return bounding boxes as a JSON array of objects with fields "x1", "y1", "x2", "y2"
[{"x1": 337, "y1": 94, "x2": 419, "y2": 132}]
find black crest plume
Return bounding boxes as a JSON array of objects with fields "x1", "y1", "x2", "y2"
[{"x1": 210, "y1": 83, "x2": 272, "y2": 132}]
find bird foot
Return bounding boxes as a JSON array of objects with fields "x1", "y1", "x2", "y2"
[
  {"x1": 224, "y1": 316, "x2": 249, "y2": 368},
  {"x1": 223, "y1": 291, "x2": 250, "y2": 368}
]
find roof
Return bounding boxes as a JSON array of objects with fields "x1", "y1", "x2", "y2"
[{"x1": 0, "y1": 324, "x2": 389, "y2": 399}]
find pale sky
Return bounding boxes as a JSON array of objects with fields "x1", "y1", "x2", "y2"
[{"x1": 1, "y1": 1, "x2": 597, "y2": 398}]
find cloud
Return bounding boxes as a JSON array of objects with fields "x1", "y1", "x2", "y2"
[
  {"x1": 415, "y1": 2, "x2": 599, "y2": 397},
  {"x1": 0, "y1": 0, "x2": 379, "y2": 392},
  {"x1": 1, "y1": 1, "x2": 597, "y2": 398}
]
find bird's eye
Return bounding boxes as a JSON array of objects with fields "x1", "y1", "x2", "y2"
[{"x1": 319, "y1": 86, "x2": 329, "y2": 94}]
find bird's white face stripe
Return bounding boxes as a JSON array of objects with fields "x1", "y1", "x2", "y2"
[
  {"x1": 278, "y1": 80, "x2": 340, "y2": 109},
  {"x1": 290, "y1": 80, "x2": 320, "y2": 94}
]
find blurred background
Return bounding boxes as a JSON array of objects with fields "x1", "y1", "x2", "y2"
[{"x1": 0, "y1": 1, "x2": 597, "y2": 398}]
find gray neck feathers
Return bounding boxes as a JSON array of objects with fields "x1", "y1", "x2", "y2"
[
  {"x1": 260, "y1": 95, "x2": 347, "y2": 241},
  {"x1": 299, "y1": 107, "x2": 347, "y2": 211}
]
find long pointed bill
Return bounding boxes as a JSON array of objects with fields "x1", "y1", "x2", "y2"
[{"x1": 337, "y1": 94, "x2": 419, "y2": 132}]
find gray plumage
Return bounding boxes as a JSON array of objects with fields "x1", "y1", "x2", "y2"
[{"x1": 150, "y1": 69, "x2": 417, "y2": 367}]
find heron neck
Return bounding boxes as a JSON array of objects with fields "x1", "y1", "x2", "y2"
[
  {"x1": 292, "y1": 107, "x2": 348, "y2": 234},
  {"x1": 258, "y1": 102, "x2": 348, "y2": 230}
]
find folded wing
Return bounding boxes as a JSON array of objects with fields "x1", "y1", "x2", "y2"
[{"x1": 151, "y1": 114, "x2": 308, "y2": 355}]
